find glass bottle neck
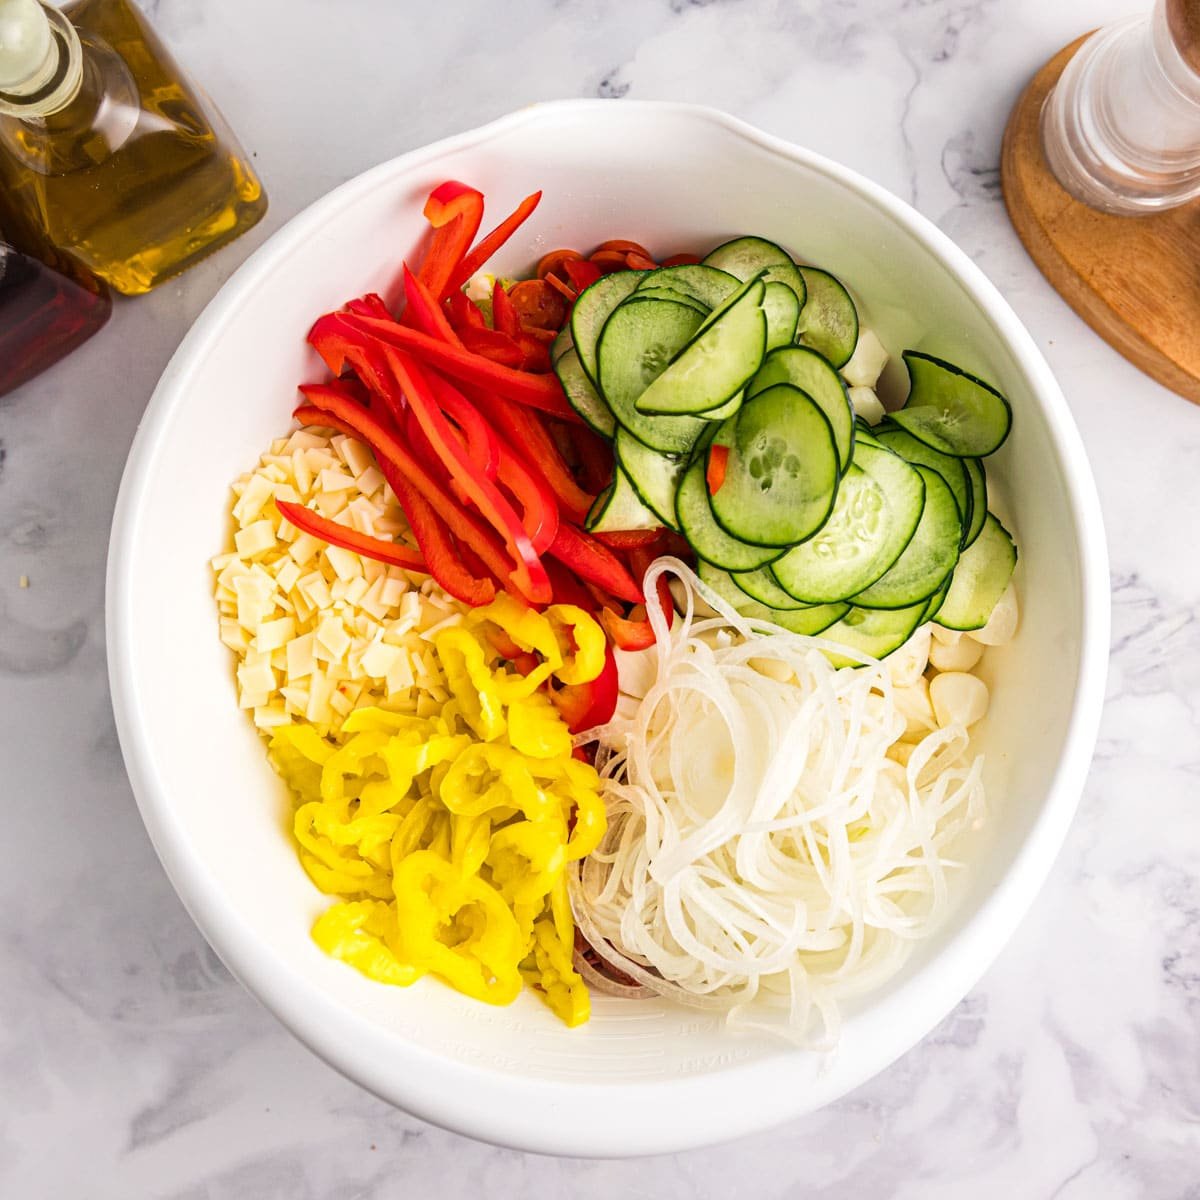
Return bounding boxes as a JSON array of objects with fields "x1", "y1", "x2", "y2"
[{"x1": 0, "y1": 4, "x2": 84, "y2": 118}]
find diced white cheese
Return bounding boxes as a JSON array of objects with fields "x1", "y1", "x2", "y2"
[
  {"x1": 841, "y1": 328, "x2": 889, "y2": 389},
  {"x1": 848, "y1": 386, "x2": 887, "y2": 425},
  {"x1": 234, "y1": 519, "x2": 277, "y2": 559}
]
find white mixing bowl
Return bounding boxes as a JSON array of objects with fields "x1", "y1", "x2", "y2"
[{"x1": 107, "y1": 101, "x2": 1109, "y2": 1157}]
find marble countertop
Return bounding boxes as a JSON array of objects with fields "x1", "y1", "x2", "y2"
[{"x1": 4, "y1": 0, "x2": 1199, "y2": 1193}]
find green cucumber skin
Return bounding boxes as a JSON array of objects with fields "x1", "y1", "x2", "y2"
[
  {"x1": 934, "y1": 512, "x2": 1017, "y2": 631},
  {"x1": 892, "y1": 350, "x2": 1013, "y2": 458},
  {"x1": 571, "y1": 271, "x2": 642, "y2": 386}
]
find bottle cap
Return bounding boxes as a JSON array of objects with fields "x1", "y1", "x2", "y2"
[{"x1": 0, "y1": 0, "x2": 55, "y2": 94}]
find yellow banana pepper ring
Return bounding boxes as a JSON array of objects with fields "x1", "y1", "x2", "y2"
[
  {"x1": 392, "y1": 851, "x2": 523, "y2": 1005},
  {"x1": 312, "y1": 900, "x2": 424, "y2": 987},
  {"x1": 434, "y1": 627, "x2": 506, "y2": 741},
  {"x1": 545, "y1": 603, "x2": 607, "y2": 686},
  {"x1": 506, "y1": 689, "x2": 573, "y2": 760}
]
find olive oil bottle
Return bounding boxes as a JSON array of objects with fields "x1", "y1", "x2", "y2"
[{"x1": 0, "y1": 0, "x2": 267, "y2": 295}]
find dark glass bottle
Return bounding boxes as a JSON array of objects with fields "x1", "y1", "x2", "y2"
[
  {"x1": 0, "y1": 0, "x2": 267, "y2": 295},
  {"x1": 0, "y1": 235, "x2": 110, "y2": 397}
]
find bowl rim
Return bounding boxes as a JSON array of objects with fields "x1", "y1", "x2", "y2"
[{"x1": 106, "y1": 98, "x2": 1110, "y2": 1157}]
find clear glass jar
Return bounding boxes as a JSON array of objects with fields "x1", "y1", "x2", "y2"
[{"x1": 1041, "y1": 0, "x2": 1200, "y2": 214}]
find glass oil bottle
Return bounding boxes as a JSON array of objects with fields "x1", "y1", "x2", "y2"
[{"x1": 0, "y1": 0, "x2": 267, "y2": 295}]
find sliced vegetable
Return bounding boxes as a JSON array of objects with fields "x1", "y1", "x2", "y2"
[
  {"x1": 891, "y1": 351, "x2": 1013, "y2": 458},
  {"x1": 934, "y1": 512, "x2": 1017, "y2": 630},
  {"x1": 708, "y1": 384, "x2": 839, "y2": 547},
  {"x1": 796, "y1": 266, "x2": 859, "y2": 368}
]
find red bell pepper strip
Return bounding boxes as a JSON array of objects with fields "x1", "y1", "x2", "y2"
[
  {"x1": 559, "y1": 420, "x2": 615, "y2": 496},
  {"x1": 466, "y1": 387, "x2": 593, "y2": 523},
  {"x1": 593, "y1": 528, "x2": 663, "y2": 549},
  {"x1": 448, "y1": 190, "x2": 542, "y2": 292},
  {"x1": 421, "y1": 367, "x2": 500, "y2": 480},
  {"x1": 423, "y1": 369, "x2": 559, "y2": 554},
  {"x1": 563, "y1": 258, "x2": 602, "y2": 293},
  {"x1": 551, "y1": 643, "x2": 618, "y2": 732},
  {"x1": 544, "y1": 558, "x2": 598, "y2": 611},
  {"x1": 419, "y1": 182, "x2": 485, "y2": 301},
  {"x1": 344, "y1": 293, "x2": 393, "y2": 320},
  {"x1": 308, "y1": 313, "x2": 407, "y2": 428},
  {"x1": 491, "y1": 280, "x2": 521, "y2": 339},
  {"x1": 515, "y1": 331, "x2": 552, "y2": 373},
  {"x1": 275, "y1": 499, "x2": 426, "y2": 572},
  {"x1": 384, "y1": 348, "x2": 552, "y2": 604},
  {"x1": 446, "y1": 290, "x2": 487, "y2": 333},
  {"x1": 291, "y1": 395, "x2": 525, "y2": 601},
  {"x1": 707, "y1": 443, "x2": 729, "y2": 495},
  {"x1": 597, "y1": 545, "x2": 676, "y2": 649},
  {"x1": 345, "y1": 314, "x2": 580, "y2": 421},
  {"x1": 548, "y1": 522, "x2": 643, "y2": 605},
  {"x1": 402, "y1": 265, "x2": 463, "y2": 348},
  {"x1": 457, "y1": 325, "x2": 525, "y2": 368},
  {"x1": 377, "y1": 463, "x2": 495, "y2": 606}
]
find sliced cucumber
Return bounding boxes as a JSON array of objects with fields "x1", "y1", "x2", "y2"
[
  {"x1": 796, "y1": 266, "x2": 859, "y2": 368},
  {"x1": 763, "y1": 280, "x2": 801, "y2": 352},
  {"x1": 891, "y1": 351, "x2": 1013, "y2": 458},
  {"x1": 675, "y1": 458, "x2": 787, "y2": 571},
  {"x1": 625, "y1": 286, "x2": 710, "y2": 315},
  {"x1": 747, "y1": 345, "x2": 855, "y2": 474},
  {"x1": 819, "y1": 602, "x2": 930, "y2": 667},
  {"x1": 921, "y1": 575, "x2": 952, "y2": 624},
  {"x1": 962, "y1": 457, "x2": 988, "y2": 548},
  {"x1": 634, "y1": 278, "x2": 768, "y2": 416},
  {"x1": 934, "y1": 513, "x2": 1017, "y2": 631},
  {"x1": 732, "y1": 565, "x2": 812, "y2": 610},
  {"x1": 771, "y1": 444, "x2": 925, "y2": 604},
  {"x1": 850, "y1": 465, "x2": 962, "y2": 609},
  {"x1": 555, "y1": 346, "x2": 615, "y2": 437},
  {"x1": 698, "y1": 391, "x2": 743, "y2": 422},
  {"x1": 551, "y1": 324, "x2": 574, "y2": 364},
  {"x1": 709, "y1": 384, "x2": 839, "y2": 547},
  {"x1": 698, "y1": 562, "x2": 847, "y2": 634},
  {"x1": 571, "y1": 271, "x2": 641, "y2": 386},
  {"x1": 585, "y1": 467, "x2": 662, "y2": 534},
  {"x1": 615, "y1": 428, "x2": 685, "y2": 530},
  {"x1": 702, "y1": 236, "x2": 807, "y2": 306},
  {"x1": 874, "y1": 426, "x2": 972, "y2": 529},
  {"x1": 636, "y1": 264, "x2": 739, "y2": 310},
  {"x1": 595, "y1": 298, "x2": 708, "y2": 454}
]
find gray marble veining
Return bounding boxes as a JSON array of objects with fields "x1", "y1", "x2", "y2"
[{"x1": 3, "y1": 0, "x2": 1199, "y2": 1194}]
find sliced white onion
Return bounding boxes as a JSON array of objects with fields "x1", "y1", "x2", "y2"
[{"x1": 571, "y1": 558, "x2": 988, "y2": 1044}]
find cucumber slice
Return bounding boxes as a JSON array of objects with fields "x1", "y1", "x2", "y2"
[
  {"x1": 634, "y1": 278, "x2": 768, "y2": 416},
  {"x1": 732, "y1": 565, "x2": 812, "y2": 610},
  {"x1": 675, "y1": 458, "x2": 787, "y2": 571},
  {"x1": 921, "y1": 575, "x2": 952, "y2": 624},
  {"x1": 703, "y1": 237, "x2": 807, "y2": 306},
  {"x1": 551, "y1": 324, "x2": 574, "y2": 364},
  {"x1": 771, "y1": 444, "x2": 925, "y2": 604},
  {"x1": 596, "y1": 298, "x2": 708, "y2": 454},
  {"x1": 698, "y1": 562, "x2": 847, "y2": 634},
  {"x1": 709, "y1": 383, "x2": 839, "y2": 547},
  {"x1": 934, "y1": 513, "x2": 1017, "y2": 631},
  {"x1": 796, "y1": 267, "x2": 859, "y2": 368},
  {"x1": 699, "y1": 391, "x2": 743, "y2": 421},
  {"x1": 586, "y1": 467, "x2": 662, "y2": 534},
  {"x1": 636, "y1": 264, "x2": 739, "y2": 310},
  {"x1": 625, "y1": 286, "x2": 710, "y2": 315},
  {"x1": 891, "y1": 351, "x2": 1013, "y2": 458},
  {"x1": 747, "y1": 345, "x2": 855, "y2": 474},
  {"x1": 962, "y1": 457, "x2": 988, "y2": 548},
  {"x1": 874, "y1": 426, "x2": 972, "y2": 528},
  {"x1": 572, "y1": 271, "x2": 642, "y2": 386},
  {"x1": 851, "y1": 465, "x2": 962, "y2": 609},
  {"x1": 819, "y1": 602, "x2": 930, "y2": 667},
  {"x1": 615, "y1": 428, "x2": 685, "y2": 530},
  {"x1": 763, "y1": 280, "x2": 801, "y2": 352},
  {"x1": 555, "y1": 347, "x2": 615, "y2": 437}
]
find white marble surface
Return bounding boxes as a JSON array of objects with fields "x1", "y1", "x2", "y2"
[{"x1": 3, "y1": 0, "x2": 1199, "y2": 1192}]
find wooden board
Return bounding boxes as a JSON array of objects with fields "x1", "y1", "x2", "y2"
[{"x1": 1001, "y1": 35, "x2": 1200, "y2": 406}]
